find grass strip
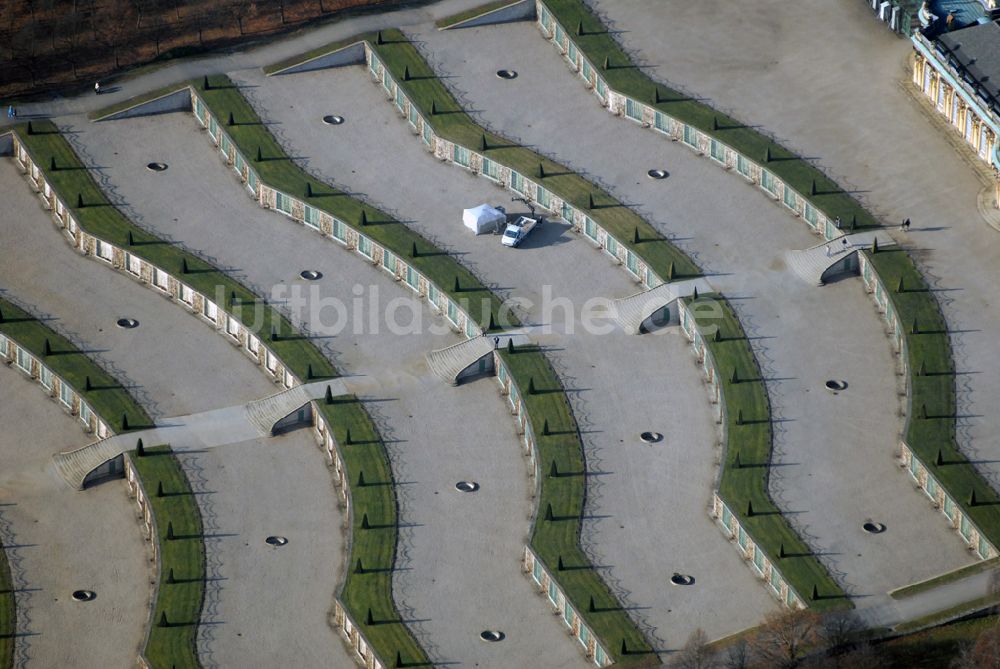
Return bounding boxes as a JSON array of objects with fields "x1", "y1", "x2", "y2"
[
  {"x1": 893, "y1": 592, "x2": 1000, "y2": 634},
  {"x1": 262, "y1": 34, "x2": 368, "y2": 75},
  {"x1": 435, "y1": 0, "x2": 524, "y2": 29},
  {"x1": 13, "y1": 120, "x2": 335, "y2": 383},
  {"x1": 890, "y1": 558, "x2": 1000, "y2": 600},
  {"x1": 540, "y1": 0, "x2": 879, "y2": 231},
  {"x1": 500, "y1": 346, "x2": 656, "y2": 666},
  {"x1": 316, "y1": 399, "x2": 428, "y2": 666},
  {"x1": 879, "y1": 610, "x2": 1000, "y2": 668},
  {"x1": 193, "y1": 74, "x2": 512, "y2": 331},
  {"x1": 539, "y1": 0, "x2": 991, "y2": 591},
  {"x1": 370, "y1": 24, "x2": 844, "y2": 610},
  {"x1": 369, "y1": 28, "x2": 698, "y2": 282},
  {"x1": 542, "y1": 0, "x2": 988, "y2": 549},
  {"x1": 685, "y1": 294, "x2": 847, "y2": 609},
  {"x1": 88, "y1": 83, "x2": 190, "y2": 121},
  {"x1": 130, "y1": 445, "x2": 204, "y2": 669},
  {"x1": 11, "y1": 124, "x2": 428, "y2": 666},
  {"x1": 0, "y1": 296, "x2": 149, "y2": 431},
  {"x1": 867, "y1": 249, "x2": 1000, "y2": 545},
  {"x1": 214, "y1": 39, "x2": 656, "y2": 660}
]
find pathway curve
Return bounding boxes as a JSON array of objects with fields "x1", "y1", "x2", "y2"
[
  {"x1": 406, "y1": 20, "x2": 975, "y2": 619},
  {"x1": 590, "y1": 0, "x2": 1000, "y2": 499},
  {"x1": 61, "y1": 109, "x2": 567, "y2": 667},
  {"x1": 227, "y1": 53, "x2": 778, "y2": 649},
  {"x1": 0, "y1": 156, "x2": 353, "y2": 668}
]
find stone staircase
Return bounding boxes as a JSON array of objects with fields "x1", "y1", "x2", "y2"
[
  {"x1": 425, "y1": 336, "x2": 495, "y2": 385},
  {"x1": 786, "y1": 231, "x2": 894, "y2": 285},
  {"x1": 611, "y1": 278, "x2": 713, "y2": 334},
  {"x1": 53, "y1": 435, "x2": 131, "y2": 490},
  {"x1": 243, "y1": 381, "x2": 343, "y2": 435}
]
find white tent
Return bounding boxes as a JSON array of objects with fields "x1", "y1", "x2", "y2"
[{"x1": 463, "y1": 204, "x2": 505, "y2": 235}]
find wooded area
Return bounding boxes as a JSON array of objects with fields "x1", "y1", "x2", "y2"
[{"x1": 0, "y1": 0, "x2": 398, "y2": 98}]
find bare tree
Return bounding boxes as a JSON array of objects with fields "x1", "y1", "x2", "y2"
[
  {"x1": 225, "y1": 0, "x2": 253, "y2": 36},
  {"x1": 672, "y1": 628, "x2": 718, "y2": 669},
  {"x1": 799, "y1": 642, "x2": 882, "y2": 669},
  {"x1": 749, "y1": 609, "x2": 822, "y2": 669},
  {"x1": 818, "y1": 610, "x2": 865, "y2": 651},
  {"x1": 55, "y1": 11, "x2": 84, "y2": 79},
  {"x1": 958, "y1": 623, "x2": 1000, "y2": 669},
  {"x1": 723, "y1": 640, "x2": 751, "y2": 669},
  {"x1": 95, "y1": 0, "x2": 134, "y2": 69}
]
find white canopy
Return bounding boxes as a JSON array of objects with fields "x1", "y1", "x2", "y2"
[{"x1": 463, "y1": 204, "x2": 505, "y2": 235}]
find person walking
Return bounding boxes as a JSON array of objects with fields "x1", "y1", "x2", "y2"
[
  {"x1": 94, "y1": 82, "x2": 101, "y2": 95},
  {"x1": 6, "y1": 105, "x2": 12, "y2": 119}
]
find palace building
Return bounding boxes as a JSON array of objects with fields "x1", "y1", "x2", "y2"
[{"x1": 911, "y1": 17, "x2": 1000, "y2": 204}]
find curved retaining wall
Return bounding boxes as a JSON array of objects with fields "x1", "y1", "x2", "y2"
[
  {"x1": 534, "y1": 0, "x2": 860, "y2": 242},
  {"x1": 857, "y1": 251, "x2": 997, "y2": 560},
  {"x1": 188, "y1": 83, "x2": 625, "y2": 666},
  {"x1": 363, "y1": 45, "x2": 665, "y2": 290},
  {"x1": 0, "y1": 331, "x2": 116, "y2": 440},
  {"x1": 672, "y1": 301, "x2": 805, "y2": 610},
  {"x1": 190, "y1": 89, "x2": 487, "y2": 341},
  {"x1": 0, "y1": 314, "x2": 160, "y2": 666},
  {"x1": 532, "y1": 0, "x2": 999, "y2": 567},
  {"x1": 492, "y1": 355, "x2": 612, "y2": 666},
  {"x1": 360, "y1": 37, "x2": 830, "y2": 614},
  {"x1": 10, "y1": 132, "x2": 409, "y2": 669}
]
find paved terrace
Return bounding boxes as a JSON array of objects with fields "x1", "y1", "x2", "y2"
[
  {"x1": 61, "y1": 110, "x2": 576, "y2": 668},
  {"x1": 408, "y1": 20, "x2": 976, "y2": 616},
  {"x1": 0, "y1": 158, "x2": 354, "y2": 667},
  {"x1": 0, "y1": 362, "x2": 148, "y2": 668},
  {"x1": 227, "y1": 59, "x2": 780, "y2": 647},
  {"x1": 590, "y1": 0, "x2": 1000, "y2": 496}
]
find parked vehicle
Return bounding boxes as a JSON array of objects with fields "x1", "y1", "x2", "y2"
[{"x1": 501, "y1": 215, "x2": 539, "y2": 248}]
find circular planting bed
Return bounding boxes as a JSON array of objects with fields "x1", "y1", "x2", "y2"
[
  {"x1": 300, "y1": 270, "x2": 323, "y2": 281},
  {"x1": 146, "y1": 162, "x2": 168, "y2": 172},
  {"x1": 322, "y1": 115, "x2": 345, "y2": 125},
  {"x1": 265, "y1": 536, "x2": 289, "y2": 546},
  {"x1": 496, "y1": 70, "x2": 518, "y2": 80},
  {"x1": 647, "y1": 169, "x2": 669, "y2": 180},
  {"x1": 863, "y1": 522, "x2": 886, "y2": 534},
  {"x1": 825, "y1": 379, "x2": 848, "y2": 392},
  {"x1": 640, "y1": 431, "x2": 663, "y2": 444},
  {"x1": 480, "y1": 630, "x2": 505, "y2": 642},
  {"x1": 455, "y1": 481, "x2": 480, "y2": 493},
  {"x1": 116, "y1": 318, "x2": 139, "y2": 329},
  {"x1": 670, "y1": 573, "x2": 695, "y2": 586},
  {"x1": 72, "y1": 590, "x2": 97, "y2": 602}
]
